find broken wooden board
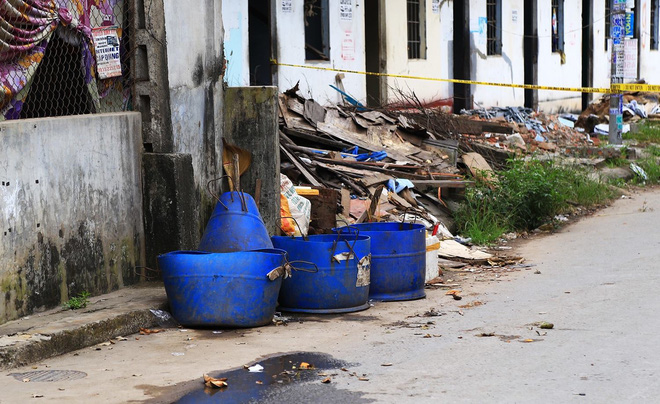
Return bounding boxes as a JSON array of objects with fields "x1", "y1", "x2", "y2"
[
  {"x1": 437, "y1": 239, "x2": 493, "y2": 261},
  {"x1": 462, "y1": 152, "x2": 498, "y2": 184},
  {"x1": 280, "y1": 142, "x2": 323, "y2": 187},
  {"x1": 316, "y1": 121, "x2": 411, "y2": 162},
  {"x1": 358, "y1": 172, "x2": 393, "y2": 187}
]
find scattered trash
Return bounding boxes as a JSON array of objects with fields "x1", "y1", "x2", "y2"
[
  {"x1": 321, "y1": 377, "x2": 332, "y2": 384},
  {"x1": 171, "y1": 352, "x2": 185, "y2": 356},
  {"x1": 381, "y1": 363, "x2": 393, "y2": 367},
  {"x1": 299, "y1": 362, "x2": 314, "y2": 370},
  {"x1": 248, "y1": 364, "x2": 264, "y2": 373},
  {"x1": 631, "y1": 163, "x2": 649, "y2": 181},
  {"x1": 203, "y1": 374, "x2": 228, "y2": 389},
  {"x1": 139, "y1": 328, "x2": 163, "y2": 335},
  {"x1": 538, "y1": 322, "x2": 554, "y2": 329},
  {"x1": 477, "y1": 332, "x2": 495, "y2": 337}
]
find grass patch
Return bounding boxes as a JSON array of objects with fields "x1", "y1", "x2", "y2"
[
  {"x1": 645, "y1": 145, "x2": 660, "y2": 157},
  {"x1": 634, "y1": 158, "x2": 660, "y2": 184},
  {"x1": 62, "y1": 291, "x2": 90, "y2": 310},
  {"x1": 624, "y1": 121, "x2": 660, "y2": 143},
  {"x1": 455, "y1": 159, "x2": 616, "y2": 245}
]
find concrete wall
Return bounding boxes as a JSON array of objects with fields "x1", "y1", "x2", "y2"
[
  {"x1": 469, "y1": 0, "x2": 526, "y2": 107},
  {"x1": 592, "y1": 0, "x2": 610, "y2": 98},
  {"x1": 382, "y1": 0, "x2": 453, "y2": 104},
  {"x1": 163, "y1": 0, "x2": 225, "y2": 238},
  {"x1": 0, "y1": 113, "x2": 145, "y2": 324},
  {"x1": 275, "y1": 0, "x2": 367, "y2": 104},
  {"x1": 537, "y1": 0, "x2": 582, "y2": 112},
  {"x1": 222, "y1": 0, "x2": 251, "y2": 87},
  {"x1": 637, "y1": 0, "x2": 660, "y2": 84}
]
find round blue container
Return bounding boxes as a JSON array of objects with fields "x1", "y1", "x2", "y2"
[
  {"x1": 334, "y1": 223, "x2": 426, "y2": 301},
  {"x1": 199, "y1": 191, "x2": 273, "y2": 253},
  {"x1": 271, "y1": 234, "x2": 371, "y2": 313},
  {"x1": 157, "y1": 249, "x2": 286, "y2": 327}
]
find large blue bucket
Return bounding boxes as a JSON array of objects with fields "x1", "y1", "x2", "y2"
[
  {"x1": 334, "y1": 223, "x2": 426, "y2": 301},
  {"x1": 198, "y1": 191, "x2": 273, "y2": 253},
  {"x1": 157, "y1": 249, "x2": 286, "y2": 327},
  {"x1": 271, "y1": 234, "x2": 371, "y2": 313}
]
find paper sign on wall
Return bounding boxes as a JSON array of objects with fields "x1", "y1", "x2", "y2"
[
  {"x1": 340, "y1": 0, "x2": 353, "y2": 21},
  {"x1": 341, "y1": 30, "x2": 355, "y2": 61},
  {"x1": 92, "y1": 27, "x2": 122, "y2": 79},
  {"x1": 432, "y1": 0, "x2": 440, "y2": 14},
  {"x1": 281, "y1": 0, "x2": 292, "y2": 13},
  {"x1": 624, "y1": 38, "x2": 638, "y2": 79}
]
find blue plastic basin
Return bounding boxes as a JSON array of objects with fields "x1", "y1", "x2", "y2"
[
  {"x1": 199, "y1": 191, "x2": 273, "y2": 253},
  {"x1": 334, "y1": 223, "x2": 426, "y2": 301},
  {"x1": 157, "y1": 249, "x2": 286, "y2": 327},
  {"x1": 271, "y1": 234, "x2": 371, "y2": 313}
]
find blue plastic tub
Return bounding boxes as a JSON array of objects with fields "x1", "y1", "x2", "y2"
[
  {"x1": 334, "y1": 223, "x2": 426, "y2": 301},
  {"x1": 198, "y1": 191, "x2": 273, "y2": 253},
  {"x1": 271, "y1": 234, "x2": 371, "y2": 313},
  {"x1": 157, "y1": 249, "x2": 286, "y2": 327}
]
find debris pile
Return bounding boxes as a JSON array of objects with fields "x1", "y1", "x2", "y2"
[{"x1": 576, "y1": 91, "x2": 660, "y2": 134}]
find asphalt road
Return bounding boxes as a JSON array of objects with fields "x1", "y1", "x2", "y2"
[{"x1": 2, "y1": 190, "x2": 659, "y2": 403}]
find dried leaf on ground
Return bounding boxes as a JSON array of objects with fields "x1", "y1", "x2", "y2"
[
  {"x1": 299, "y1": 362, "x2": 314, "y2": 369},
  {"x1": 459, "y1": 301, "x2": 484, "y2": 309},
  {"x1": 321, "y1": 377, "x2": 332, "y2": 384},
  {"x1": 445, "y1": 289, "x2": 461, "y2": 296},
  {"x1": 139, "y1": 328, "x2": 163, "y2": 335},
  {"x1": 203, "y1": 374, "x2": 228, "y2": 388}
]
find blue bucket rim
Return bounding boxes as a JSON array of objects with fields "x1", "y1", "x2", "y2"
[
  {"x1": 332, "y1": 222, "x2": 426, "y2": 233},
  {"x1": 158, "y1": 248, "x2": 287, "y2": 259},
  {"x1": 271, "y1": 234, "x2": 370, "y2": 244}
]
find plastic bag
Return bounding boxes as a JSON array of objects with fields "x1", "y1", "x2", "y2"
[{"x1": 280, "y1": 174, "x2": 311, "y2": 236}]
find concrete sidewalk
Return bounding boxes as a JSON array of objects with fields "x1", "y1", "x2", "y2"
[{"x1": 0, "y1": 283, "x2": 167, "y2": 370}]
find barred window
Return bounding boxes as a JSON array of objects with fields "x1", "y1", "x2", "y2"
[
  {"x1": 487, "y1": 0, "x2": 502, "y2": 56},
  {"x1": 652, "y1": 0, "x2": 659, "y2": 50},
  {"x1": 0, "y1": 0, "x2": 134, "y2": 121},
  {"x1": 552, "y1": 0, "x2": 565, "y2": 53},
  {"x1": 407, "y1": 0, "x2": 426, "y2": 59}
]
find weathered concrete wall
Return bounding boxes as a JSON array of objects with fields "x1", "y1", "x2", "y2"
[
  {"x1": 636, "y1": 0, "x2": 660, "y2": 85},
  {"x1": 275, "y1": 0, "x2": 367, "y2": 104},
  {"x1": 0, "y1": 113, "x2": 145, "y2": 324},
  {"x1": 383, "y1": 0, "x2": 453, "y2": 104},
  {"x1": 223, "y1": 87, "x2": 280, "y2": 235},
  {"x1": 142, "y1": 153, "x2": 197, "y2": 270},
  {"x1": 222, "y1": 0, "x2": 250, "y2": 87},
  {"x1": 536, "y1": 0, "x2": 582, "y2": 112},
  {"x1": 469, "y1": 0, "x2": 526, "y2": 108},
  {"x1": 163, "y1": 0, "x2": 225, "y2": 239}
]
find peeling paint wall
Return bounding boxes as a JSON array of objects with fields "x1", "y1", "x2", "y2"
[
  {"x1": 275, "y1": 0, "x2": 367, "y2": 104},
  {"x1": 163, "y1": 0, "x2": 225, "y2": 236},
  {"x1": 469, "y1": 0, "x2": 526, "y2": 108},
  {"x1": 0, "y1": 113, "x2": 145, "y2": 324},
  {"x1": 222, "y1": 0, "x2": 250, "y2": 86},
  {"x1": 383, "y1": 0, "x2": 453, "y2": 104},
  {"x1": 536, "y1": 0, "x2": 582, "y2": 111}
]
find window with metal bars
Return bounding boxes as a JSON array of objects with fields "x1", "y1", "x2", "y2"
[
  {"x1": 652, "y1": 0, "x2": 659, "y2": 50},
  {"x1": 551, "y1": 0, "x2": 565, "y2": 53},
  {"x1": 487, "y1": 0, "x2": 502, "y2": 56},
  {"x1": 407, "y1": 0, "x2": 426, "y2": 59},
  {"x1": 605, "y1": 0, "x2": 611, "y2": 51}
]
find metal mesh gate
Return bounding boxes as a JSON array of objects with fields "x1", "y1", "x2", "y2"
[{"x1": 0, "y1": 0, "x2": 134, "y2": 120}]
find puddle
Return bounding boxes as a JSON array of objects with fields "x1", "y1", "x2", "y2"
[{"x1": 172, "y1": 352, "x2": 371, "y2": 403}]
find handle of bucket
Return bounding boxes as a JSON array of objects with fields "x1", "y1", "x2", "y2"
[
  {"x1": 280, "y1": 216, "x2": 308, "y2": 241},
  {"x1": 334, "y1": 219, "x2": 360, "y2": 259},
  {"x1": 206, "y1": 175, "x2": 248, "y2": 212},
  {"x1": 287, "y1": 260, "x2": 319, "y2": 273},
  {"x1": 400, "y1": 207, "x2": 425, "y2": 224},
  {"x1": 133, "y1": 266, "x2": 161, "y2": 281}
]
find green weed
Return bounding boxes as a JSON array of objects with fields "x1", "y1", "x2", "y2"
[
  {"x1": 62, "y1": 291, "x2": 90, "y2": 310},
  {"x1": 455, "y1": 159, "x2": 616, "y2": 245},
  {"x1": 624, "y1": 121, "x2": 660, "y2": 143}
]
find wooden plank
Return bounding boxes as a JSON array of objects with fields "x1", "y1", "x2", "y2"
[
  {"x1": 316, "y1": 121, "x2": 411, "y2": 162},
  {"x1": 280, "y1": 142, "x2": 323, "y2": 187},
  {"x1": 359, "y1": 172, "x2": 392, "y2": 187},
  {"x1": 462, "y1": 152, "x2": 498, "y2": 184},
  {"x1": 282, "y1": 127, "x2": 351, "y2": 149},
  {"x1": 314, "y1": 157, "x2": 428, "y2": 180},
  {"x1": 411, "y1": 180, "x2": 470, "y2": 188}
]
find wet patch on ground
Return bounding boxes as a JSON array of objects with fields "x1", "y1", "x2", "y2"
[{"x1": 144, "y1": 352, "x2": 373, "y2": 403}]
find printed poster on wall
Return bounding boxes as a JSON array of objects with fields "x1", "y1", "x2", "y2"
[
  {"x1": 624, "y1": 38, "x2": 638, "y2": 79},
  {"x1": 432, "y1": 0, "x2": 440, "y2": 14},
  {"x1": 281, "y1": 0, "x2": 292, "y2": 13},
  {"x1": 341, "y1": 30, "x2": 355, "y2": 61},
  {"x1": 340, "y1": 0, "x2": 353, "y2": 21},
  {"x1": 92, "y1": 27, "x2": 122, "y2": 79}
]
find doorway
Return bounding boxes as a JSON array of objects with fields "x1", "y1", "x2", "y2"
[
  {"x1": 365, "y1": 0, "x2": 384, "y2": 106},
  {"x1": 581, "y1": 0, "x2": 593, "y2": 110},
  {"x1": 248, "y1": 0, "x2": 273, "y2": 86},
  {"x1": 453, "y1": 1, "x2": 471, "y2": 111}
]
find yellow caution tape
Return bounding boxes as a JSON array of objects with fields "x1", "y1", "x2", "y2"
[
  {"x1": 271, "y1": 59, "x2": 660, "y2": 94},
  {"x1": 612, "y1": 83, "x2": 660, "y2": 92}
]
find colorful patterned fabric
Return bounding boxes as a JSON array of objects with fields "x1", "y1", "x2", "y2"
[{"x1": 0, "y1": 0, "x2": 120, "y2": 120}]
